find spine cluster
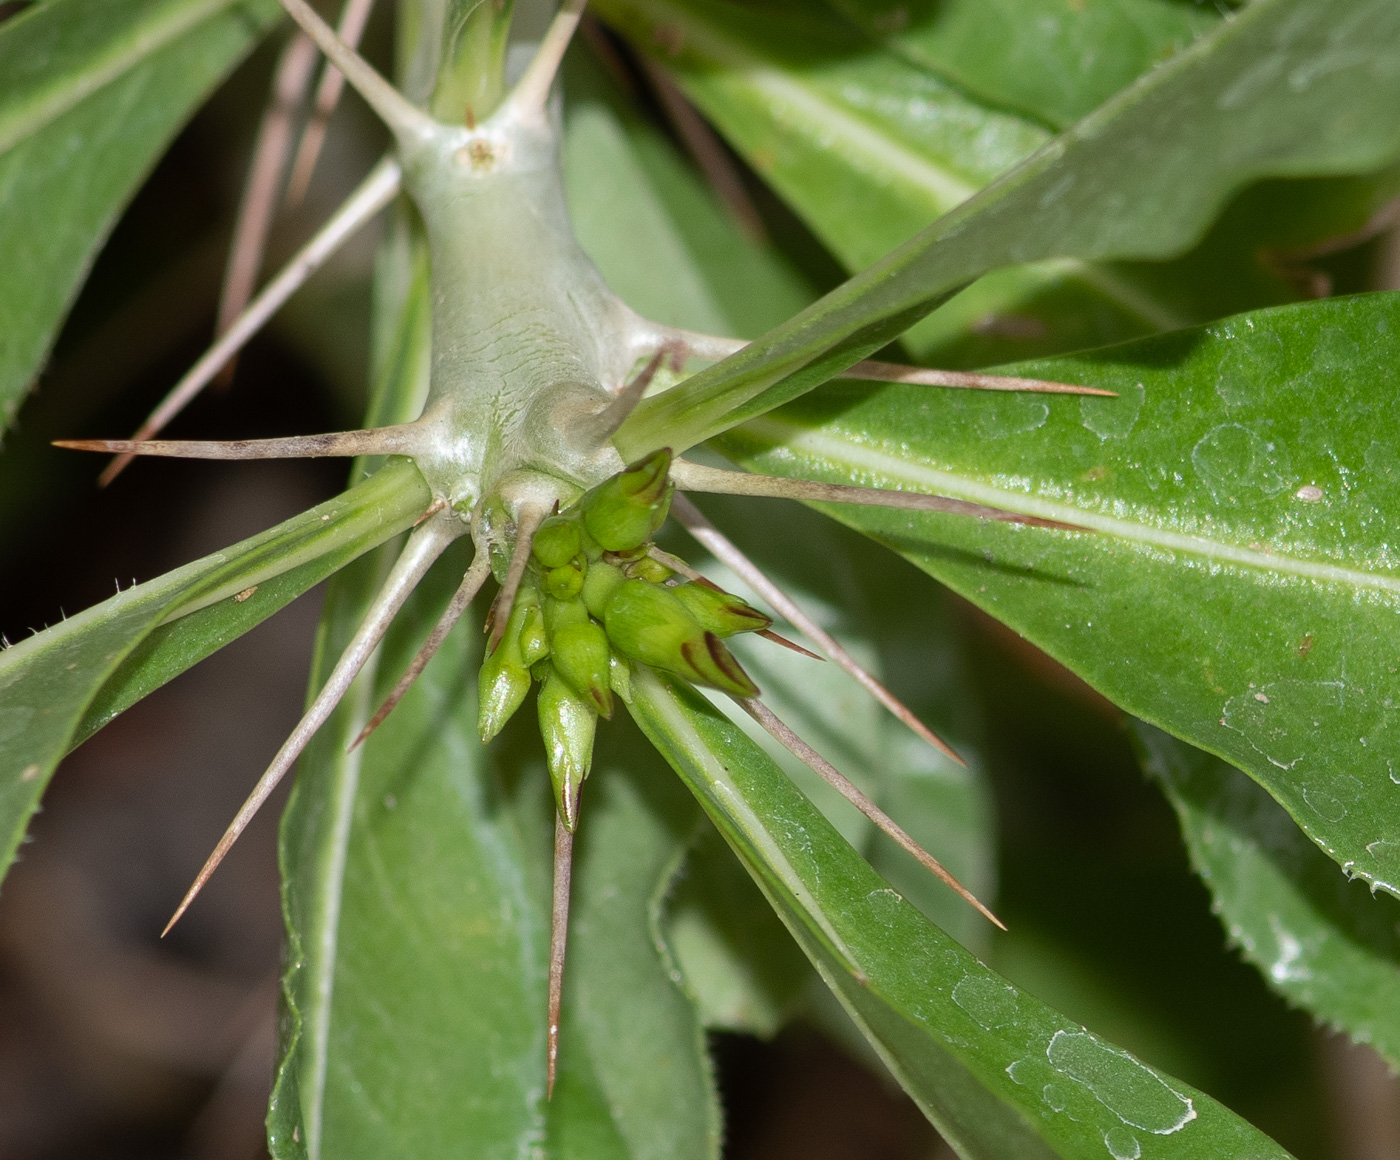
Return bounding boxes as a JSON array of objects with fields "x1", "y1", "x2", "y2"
[{"x1": 478, "y1": 449, "x2": 770, "y2": 828}]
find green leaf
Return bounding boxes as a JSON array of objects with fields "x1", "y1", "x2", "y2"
[
  {"x1": 715, "y1": 291, "x2": 1400, "y2": 899},
  {"x1": 823, "y1": 0, "x2": 1220, "y2": 129},
  {"x1": 613, "y1": 0, "x2": 1400, "y2": 458},
  {"x1": 269, "y1": 542, "x2": 548, "y2": 1160},
  {"x1": 629, "y1": 666, "x2": 1291, "y2": 1158},
  {"x1": 0, "y1": 458, "x2": 429, "y2": 886},
  {"x1": 562, "y1": 44, "x2": 813, "y2": 340},
  {"x1": 0, "y1": 0, "x2": 281, "y2": 431},
  {"x1": 550, "y1": 727, "x2": 722, "y2": 1160},
  {"x1": 268, "y1": 541, "x2": 720, "y2": 1160},
  {"x1": 1136, "y1": 723, "x2": 1400, "y2": 1071},
  {"x1": 656, "y1": 494, "x2": 1001, "y2": 1039}
]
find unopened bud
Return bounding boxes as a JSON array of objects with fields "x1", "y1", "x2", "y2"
[
  {"x1": 551, "y1": 620, "x2": 613, "y2": 718},
  {"x1": 603, "y1": 579, "x2": 758, "y2": 698},
  {"x1": 581, "y1": 558, "x2": 625, "y2": 619},
  {"x1": 519, "y1": 602, "x2": 549, "y2": 665},
  {"x1": 478, "y1": 594, "x2": 534, "y2": 742},
  {"x1": 672, "y1": 582, "x2": 771, "y2": 637},
  {"x1": 537, "y1": 662, "x2": 597, "y2": 830},
  {"x1": 624, "y1": 554, "x2": 672, "y2": 584},
  {"x1": 581, "y1": 449, "x2": 673, "y2": 551},
  {"x1": 532, "y1": 515, "x2": 581, "y2": 569},
  {"x1": 544, "y1": 556, "x2": 585, "y2": 600}
]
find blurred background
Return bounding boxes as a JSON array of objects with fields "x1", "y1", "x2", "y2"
[{"x1": 3, "y1": 5, "x2": 1400, "y2": 1158}]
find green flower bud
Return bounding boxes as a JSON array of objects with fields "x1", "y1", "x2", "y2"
[
  {"x1": 478, "y1": 593, "x2": 535, "y2": 743},
  {"x1": 544, "y1": 556, "x2": 585, "y2": 600},
  {"x1": 672, "y1": 582, "x2": 771, "y2": 637},
  {"x1": 519, "y1": 603, "x2": 550, "y2": 665},
  {"x1": 551, "y1": 620, "x2": 613, "y2": 718},
  {"x1": 532, "y1": 515, "x2": 582, "y2": 569},
  {"x1": 623, "y1": 554, "x2": 671, "y2": 584},
  {"x1": 537, "y1": 662, "x2": 596, "y2": 831},
  {"x1": 603, "y1": 579, "x2": 758, "y2": 698},
  {"x1": 543, "y1": 593, "x2": 590, "y2": 636},
  {"x1": 581, "y1": 449, "x2": 673, "y2": 551},
  {"x1": 581, "y1": 558, "x2": 625, "y2": 619}
]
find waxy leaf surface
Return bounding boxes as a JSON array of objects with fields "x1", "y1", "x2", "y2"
[
  {"x1": 0, "y1": 0, "x2": 281, "y2": 430},
  {"x1": 629, "y1": 668, "x2": 1291, "y2": 1158},
  {"x1": 717, "y1": 292, "x2": 1400, "y2": 897},
  {"x1": 0, "y1": 459, "x2": 428, "y2": 886},
  {"x1": 1136, "y1": 724, "x2": 1400, "y2": 1071},
  {"x1": 614, "y1": 0, "x2": 1400, "y2": 457},
  {"x1": 823, "y1": 0, "x2": 1219, "y2": 129}
]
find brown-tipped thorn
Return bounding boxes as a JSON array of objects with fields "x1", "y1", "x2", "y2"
[
  {"x1": 739, "y1": 698, "x2": 1004, "y2": 930},
  {"x1": 162, "y1": 519, "x2": 458, "y2": 936},
  {"x1": 646, "y1": 548, "x2": 820, "y2": 658},
  {"x1": 757, "y1": 629, "x2": 823, "y2": 660},
  {"x1": 672, "y1": 495, "x2": 964, "y2": 765},
  {"x1": 213, "y1": 32, "x2": 320, "y2": 392},
  {"x1": 484, "y1": 506, "x2": 547, "y2": 653},
  {"x1": 350, "y1": 552, "x2": 491, "y2": 750},
  {"x1": 578, "y1": 348, "x2": 669, "y2": 450},
  {"x1": 843, "y1": 359, "x2": 1115, "y2": 397},
  {"x1": 547, "y1": 813, "x2": 577, "y2": 1100},
  {"x1": 412, "y1": 497, "x2": 448, "y2": 527},
  {"x1": 670, "y1": 460, "x2": 1085, "y2": 533},
  {"x1": 637, "y1": 328, "x2": 1113, "y2": 396},
  {"x1": 58, "y1": 425, "x2": 422, "y2": 476},
  {"x1": 95, "y1": 158, "x2": 402, "y2": 485},
  {"x1": 284, "y1": 0, "x2": 379, "y2": 209}
]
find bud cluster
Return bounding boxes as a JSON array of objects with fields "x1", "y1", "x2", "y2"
[{"x1": 478, "y1": 450, "x2": 772, "y2": 829}]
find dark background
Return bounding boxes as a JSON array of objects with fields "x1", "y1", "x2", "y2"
[{"x1": 3, "y1": 9, "x2": 1400, "y2": 1159}]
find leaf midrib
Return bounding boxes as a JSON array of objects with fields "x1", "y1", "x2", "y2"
[
  {"x1": 630, "y1": 0, "x2": 979, "y2": 213},
  {"x1": 741, "y1": 414, "x2": 1400, "y2": 599},
  {"x1": 0, "y1": 0, "x2": 251, "y2": 156}
]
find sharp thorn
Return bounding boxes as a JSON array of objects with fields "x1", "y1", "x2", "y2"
[
  {"x1": 670, "y1": 460, "x2": 1085, "y2": 533},
  {"x1": 645, "y1": 546, "x2": 704, "y2": 583},
  {"x1": 485, "y1": 506, "x2": 546, "y2": 654},
  {"x1": 634, "y1": 329, "x2": 1112, "y2": 396},
  {"x1": 350, "y1": 552, "x2": 492, "y2": 750},
  {"x1": 580, "y1": 347, "x2": 669, "y2": 450},
  {"x1": 162, "y1": 520, "x2": 457, "y2": 935},
  {"x1": 757, "y1": 628, "x2": 823, "y2": 660},
  {"x1": 213, "y1": 32, "x2": 321, "y2": 392},
  {"x1": 59, "y1": 425, "x2": 423, "y2": 472},
  {"x1": 739, "y1": 698, "x2": 1003, "y2": 930},
  {"x1": 285, "y1": 0, "x2": 378, "y2": 209},
  {"x1": 273, "y1": 0, "x2": 439, "y2": 144},
  {"x1": 503, "y1": 0, "x2": 587, "y2": 122},
  {"x1": 547, "y1": 813, "x2": 577, "y2": 1100},
  {"x1": 96, "y1": 158, "x2": 402, "y2": 484},
  {"x1": 844, "y1": 359, "x2": 1115, "y2": 397},
  {"x1": 671, "y1": 495, "x2": 964, "y2": 765}
]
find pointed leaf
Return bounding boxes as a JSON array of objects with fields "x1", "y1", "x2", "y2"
[
  {"x1": 613, "y1": 0, "x2": 1400, "y2": 458},
  {"x1": 1136, "y1": 724, "x2": 1400, "y2": 1071},
  {"x1": 629, "y1": 666, "x2": 1291, "y2": 1158},
  {"x1": 823, "y1": 0, "x2": 1219, "y2": 129},
  {"x1": 0, "y1": 0, "x2": 281, "y2": 430},
  {"x1": 0, "y1": 458, "x2": 429, "y2": 886},
  {"x1": 715, "y1": 291, "x2": 1400, "y2": 898}
]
